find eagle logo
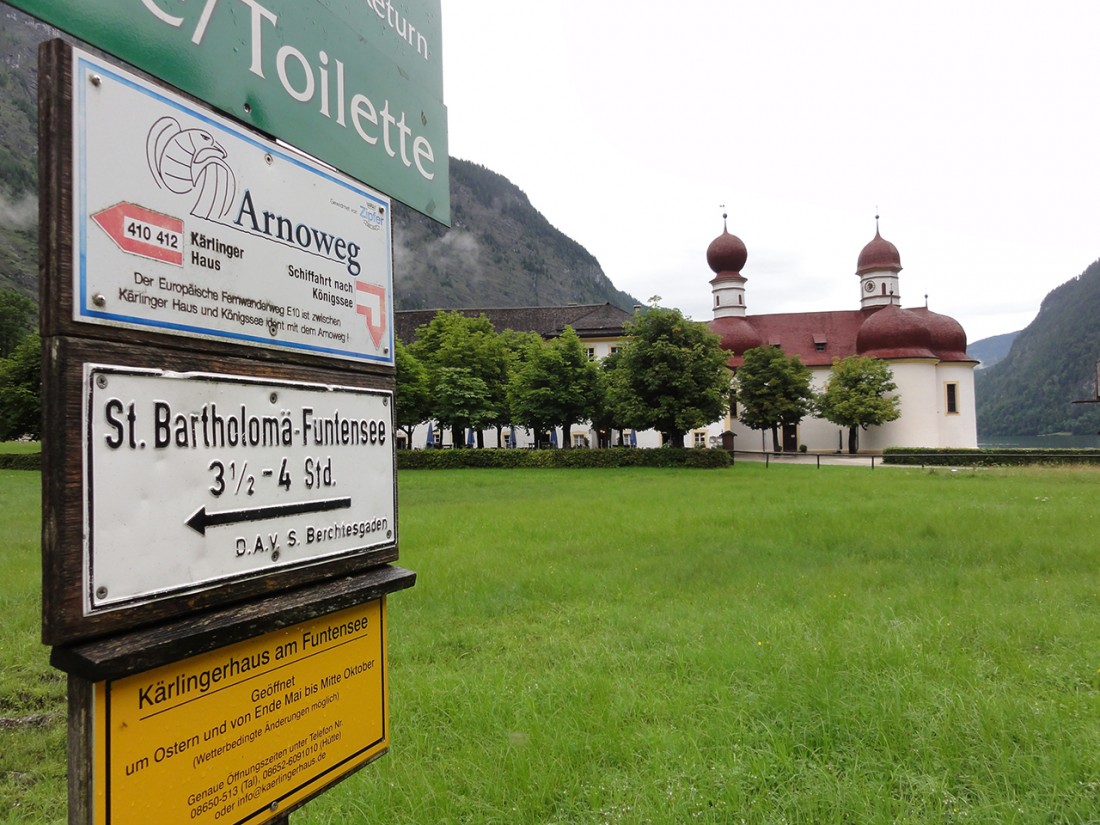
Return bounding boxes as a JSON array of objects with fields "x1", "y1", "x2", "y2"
[{"x1": 146, "y1": 116, "x2": 237, "y2": 220}]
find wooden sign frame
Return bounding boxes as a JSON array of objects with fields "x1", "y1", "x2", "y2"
[{"x1": 39, "y1": 40, "x2": 401, "y2": 646}]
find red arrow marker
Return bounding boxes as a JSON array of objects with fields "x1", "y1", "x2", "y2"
[
  {"x1": 356, "y1": 282, "x2": 388, "y2": 349},
  {"x1": 91, "y1": 202, "x2": 184, "y2": 266}
]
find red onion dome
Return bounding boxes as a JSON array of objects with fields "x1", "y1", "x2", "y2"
[
  {"x1": 912, "y1": 307, "x2": 970, "y2": 361},
  {"x1": 856, "y1": 303, "x2": 935, "y2": 359},
  {"x1": 710, "y1": 316, "x2": 763, "y2": 355},
  {"x1": 856, "y1": 228, "x2": 902, "y2": 275},
  {"x1": 707, "y1": 228, "x2": 748, "y2": 278}
]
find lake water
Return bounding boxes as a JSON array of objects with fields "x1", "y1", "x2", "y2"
[{"x1": 978, "y1": 434, "x2": 1100, "y2": 450}]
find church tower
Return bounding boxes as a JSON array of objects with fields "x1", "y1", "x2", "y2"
[
  {"x1": 708, "y1": 214, "x2": 749, "y2": 318},
  {"x1": 856, "y1": 216, "x2": 902, "y2": 309}
]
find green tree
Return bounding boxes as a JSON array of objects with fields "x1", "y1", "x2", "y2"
[
  {"x1": 393, "y1": 339, "x2": 432, "y2": 448},
  {"x1": 733, "y1": 346, "x2": 814, "y2": 452},
  {"x1": 815, "y1": 355, "x2": 901, "y2": 453},
  {"x1": 508, "y1": 327, "x2": 600, "y2": 449},
  {"x1": 497, "y1": 328, "x2": 544, "y2": 446},
  {"x1": 0, "y1": 288, "x2": 36, "y2": 358},
  {"x1": 0, "y1": 332, "x2": 40, "y2": 440},
  {"x1": 409, "y1": 312, "x2": 509, "y2": 447},
  {"x1": 430, "y1": 366, "x2": 495, "y2": 443},
  {"x1": 612, "y1": 307, "x2": 730, "y2": 447}
]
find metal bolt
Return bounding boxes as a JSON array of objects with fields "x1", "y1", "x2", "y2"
[
  {"x1": 96, "y1": 374, "x2": 108, "y2": 389},
  {"x1": 271, "y1": 550, "x2": 280, "y2": 562},
  {"x1": 95, "y1": 586, "x2": 108, "y2": 599},
  {"x1": 265, "y1": 153, "x2": 273, "y2": 165},
  {"x1": 382, "y1": 397, "x2": 389, "y2": 406},
  {"x1": 92, "y1": 293, "x2": 106, "y2": 307},
  {"x1": 383, "y1": 346, "x2": 390, "y2": 355},
  {"x1": 386, "y1": 530, "x2": 392, "y2": 539},
  {"x1": 90, "y1": 74, "x2": 101, "y2": 87},
  {"x1": 270, "y1": 801, "x2": 279, "y2": 811},
  {"x1": 243, "y1": 102, "x2": 252, "y2": 114},
  {"x1": 269, "y1": 392, "x2": 278, "y2": 404}
]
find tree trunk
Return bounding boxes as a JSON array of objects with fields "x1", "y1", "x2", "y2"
[
  {"x1": 771, "y1": 426, "x2": 781, "y2": 452},
  {"x1": 451, "y1": 423, "x2": 463, "y2": 449},
  {"x1": 560, "y1": 422, "x2": 571, "y2": 449},
  {"x1": 848, "y1": 426, "x2": 859, "y2": 454}
]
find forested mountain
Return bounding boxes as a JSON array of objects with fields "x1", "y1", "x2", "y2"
[
  {"x1": 0, "y1": 6, "x2": 45, "y2": 298},
  {"x1": 969, "y1": 330, "x2": 1019, "y2": 371},
  {"x1": 976, "y1": 259, "x2": 1100, "y2": 436},
  {"x1": 0, "y1": 6, "x2": 638, "y2": 312},
  {"x1": 392, "y1": 160, "x2": 637, "y2": 311}
]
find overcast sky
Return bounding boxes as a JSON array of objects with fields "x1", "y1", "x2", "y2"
[{"x1": 438, "y1": 1, "x2": 1100, "y2": 343}]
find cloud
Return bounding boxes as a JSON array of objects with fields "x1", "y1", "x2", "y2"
[{"x1": 0, "y1": 192, "x2": 38, "y2": 231}]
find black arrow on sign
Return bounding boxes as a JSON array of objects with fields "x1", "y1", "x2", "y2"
[{"x1": 186, "y1": 497, "x2": 352, "y2": 536}]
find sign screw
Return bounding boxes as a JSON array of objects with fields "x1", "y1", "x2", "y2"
[
  {"x1": 92, "y1": 293, "x2": 106, "y2": 307},
  {"x1": 96, "y1": 374, "x2": 108, "y2": 389},
  {"x1": 271, "y1": 550, "x2": 280, "y2": 562},
  {"x1": 95, "y1": 586, "x2": 108, "y2": 599},
  {"x1": 243, "y1": 103, "x2": 252, "y2": 114},
  {"x1": 386, "y1": 530, "x2": 392, "y2": 539},
  {"x1": 269, "y1": 392, "x2": 278, "y2": 404},
  {"x1": 265, "y1": 153, "x2": 273, "y2": 166},
  {"x1": 270, "y1": 801, "x2": 279, "y2": 812},
  {"x1": 90, "y1": 74, "x2": 101, "y2": 87}
]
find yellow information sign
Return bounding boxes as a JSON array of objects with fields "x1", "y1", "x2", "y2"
[{"x1": 93, "y1": 600, "x2": 387, "y2": 824}]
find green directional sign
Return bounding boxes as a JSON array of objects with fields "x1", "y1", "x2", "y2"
[{"x1": 14, "y1": 0, "x2": 449, "y2": 223}]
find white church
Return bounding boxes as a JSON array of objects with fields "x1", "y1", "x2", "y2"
[{"x1": 705, "y1": 218, "x2": 978, "y2": 452}]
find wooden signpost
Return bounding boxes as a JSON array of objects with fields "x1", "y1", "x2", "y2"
[{"x1": 29, "y1": 1, "x2": 443, "y2": 819}]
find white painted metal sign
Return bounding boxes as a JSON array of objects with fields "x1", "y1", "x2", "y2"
[
  {"x1": 72, "y1": 48, "x2": 394, "y2": 365},
  {"x1": 84, "y1": 365, "x2": 396, "y2": 613}
]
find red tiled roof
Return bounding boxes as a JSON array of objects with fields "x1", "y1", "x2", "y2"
[
  {"x1": 713, "y1": 309, "x2": 872, "y2": 367},
  {"x1": 711, "y1": 304, "x2": 974, "y2": 367}
]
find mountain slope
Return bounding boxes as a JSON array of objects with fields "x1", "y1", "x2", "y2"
[
  {"x1": 976, "y1": 259, "x2": 1100, "y2": 436},
  {"x1": 392, "y1": 159, "x2": 637, "y2": 311},
  {"x1": 969, "y1": 330, "x2": 1019, "y2": 371}
]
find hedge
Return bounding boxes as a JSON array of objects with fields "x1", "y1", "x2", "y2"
[
  {"x1": 397, "y1": 447, "x2": 731, "y2": 470},
  {"x1": 0, "y1": 452, "x2": 41, "y2": 470},
  {"x1": 883, "y1": 447, "x2": 1100, "y2": 467}
]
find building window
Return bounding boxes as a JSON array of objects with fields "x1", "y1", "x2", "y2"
[
  {"x1": 610, "y1": 346, "x2": 620, "y2": 355},
  {"x1": 585, "y1": 347, "x2": 596, "y2": 361},
  {"x1": 945, "y1": 382, "x2": 959, "y2": 414},
  {"x1": 693, "y1": 431, "x2": 707, "y2": 448},
  {"x1": 572, "y1": 433, "x2": 589, "y2": 448}
]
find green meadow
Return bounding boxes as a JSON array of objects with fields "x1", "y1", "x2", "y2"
[{"x1": 2, "y1": 464, "x2": 1098, "y2": 823}]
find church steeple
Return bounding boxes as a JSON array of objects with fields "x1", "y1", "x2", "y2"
[
  {"x1": 707, "y1": 212, "x2": 749, "y2": 318},
  {"x1": 856, "y1": 215, "x2": 902, "y2": 309}
]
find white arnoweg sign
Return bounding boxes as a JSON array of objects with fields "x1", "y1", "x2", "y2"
[
  {"x1": 72, "y1": 47, "x2": 394, "y2": 364},
  {"x1": 84, "y1": 365, "x2": 396, "y2": 613}
]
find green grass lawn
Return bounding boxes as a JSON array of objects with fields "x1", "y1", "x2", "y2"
[
  {"x1": 3, "y1": 464, "x2": 1099, "y2": 823},
  {"x1": 0, "y1": 441, "x2": 39, "y2": 455}
]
